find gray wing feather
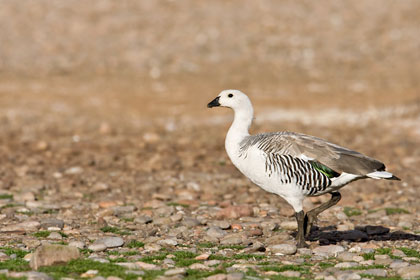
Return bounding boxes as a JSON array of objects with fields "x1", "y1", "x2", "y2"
[{"x1": 240, "y1": 132, "x2": 385, "y2": 175}]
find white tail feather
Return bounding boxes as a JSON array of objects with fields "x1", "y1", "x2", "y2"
[{"x1": 366, "y1": 171, "x2": 394, "y2": 179}]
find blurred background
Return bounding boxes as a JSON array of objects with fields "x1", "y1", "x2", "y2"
[{"x1": 0, "y1": 1, "x2": 419, "y2": 212}]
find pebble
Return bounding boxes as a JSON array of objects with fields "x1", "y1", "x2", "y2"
[
  {"x1": 297, "y1": 248, "x2": 312, "y2": 255},
  {"x1": 335, "y1": 271, "x2": 361, "y2": 280},
  {"x1": 398, "y1": 264, "x2": 420, "y2": 278},
  {"x1": 157, "y1": 238, "x2": 178, "y2": 246},
  {"x1": 207, "y1": 226, "x2": 226, "y2": 239},
  {"x1": 227, "y1": 272, "x2": 244, "y2": 280},
  {"x1": 68, "y1": 241, "x2": 85, "y2": 249},
  {"x1": 80, "y1": 270, "x2": 98, "y2": 277},
  {"x1": 95, "y1": 237, "x2": 124, "y2": 248},
  {"x1": 390, "y1": 260, "x2": 410, "y2": 269},
  {"x1": 30, "y1": 244, "x2": 80, "y2": 269},
  {"x1": 216, "y1": 205, "x2": 253, "y2": 219},
  {"x1": 269, "y1": 244, "x2": 297, "y2": 255},
  {"x1": 0, "y1": 252, "x2": 9, "y2": 261},
  {"x1": 135, "y1": 261, "x2": 158, "y2": 270},
  {"x1": 164, "y1": 268, "x2": 186, "y2": 276},
  {"x1": 313, "y1": 245, "x2": 345, "y2": 257},
  {"x1": 362, "y1": 269, "x2": 387, "y2": 277},
  {"x1": 220, "y1": 233, "x2": 244, "y2": 245},
  {"x1": 40, "y1": 218, "x2": 64, "y2": 230},
  {"x1": 113, "y1": 205, "x2": 136, "y2": 216},
  {"x1": 1, "y1": 221, "x2": 41, "y2": 232},
  {"x1": 280, "y1": 271, "x2": 301, "y2": 278},
  {"x1": 182, "y1": 217, "x2": 201, "y2": 227},
  {"x1": 337, "y1": 252, "x2": 356, "y2": 262},
  {"x1": 47, "y1": 232, "x2": 62, "y2": 240},
  {"x1": 189, "y1": 263, "x2": 210, "y2": 270},
  {"x1": 374, "y1": 254, "x2": 392, "y2": 265},
  {"x1": 195, "y1": 253, "x2": 210, "y2": 260},
  {"x1": 334, "y1": 262, "x2": 358, "y2": 268},
  {"x1": 212, "y1": 220, "x2": 231, "y2": 229},
  {"x1": 65, "y1": 166, "x2": 83, "y2": 175},
  {"x1": 88, "y1": 243, "x2": 107, "y2": 252},
  {"x1": 134, "y1": 216, "x2": 153, "y2": 224},
  {"x1": 279, "y1": 221, "x2": 297, "y2": 230},
  {"x1": 207, "y1": 274, "x2": 227, "y2": 280},
  {"x1": 144, "y1": 243, "x2": 161, "y2": 252}
]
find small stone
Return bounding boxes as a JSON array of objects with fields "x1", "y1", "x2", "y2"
[
  {"x1": 30, "y1": 244, "x2": 80, "y2": 269},
  {"x1": 81, "y1": 270, "x2": 98, "y2": 277},
  {"x1": 41, "y1": 218, "x2": 64, "y2": 230},
  {"x1": 113, "y1": 206, "x2": 136, "y2": 216},
  {"x1": 144, "y1": 243, "x2": 161, "y2": 252},
  {"x1": 0, "y1": 252, "x2": 9, "y2": 261},
  {"x1": 1, "y1": 221, "x2": 41, "y2": 233},
  {"x1": 125, "y1": 270, "x2": 145, "y2": 276},
  {"x1": 189, "y1": 263, "x2": 210, "y2": 270},
  {"x1": 212, "y1": 220, "x2": 231, "y2": 229},
  {"x1": 390, "y1": 260, "x2": 409, "y2": 269},
  {"x1": 247, "y1": 229, "x2": 263, "y2": 237},
  {"x1": 170, "y1": 213, "x2": 183, "y2": 222},
  {"x1": 69, "y1": 241, "x2": 85, "y2": 249},
  {"x1": 157, "y1": 238, "x2": 178, "y2": 246},
  {"x1": 207, "y1": 227, "x2": 226, "y2": 239},
  {"x1": 207, "y1": 274, "x2": 227, "y2": 280},
  {"x1": 398, "y1": 264, "x2": 420, "y2": 278},
  {"x1": 231, "y1": 224, "x2": 243, "y2": 230},
  {"x1": 335, "y1": 271, "x2": 361, "y2": 280},
  {"x1": 99, "y1": 201, "x2": 118, "y2": 209},
  {"x1": 134, "y1": 216, "x2": 153, "y2": 224},
  {"x1": 47, "y1": 232, "x2": 63, "y2": 240},
  {"x1": 220, "y1": 233, "x2": 244, "y2": 245},
  {"x1": 23, "y1": 253, "x2": 32, "y2": 261},
  {"x1": 280, "y1": 271, "x2": 301, "y2": 278},
  {"x1": 334, "y1": 262, "x2": 358, "y2": 268},
  {"x1": 280, "y1": 221, "x2": 297, "y2": 230},
  {"x1": 269, "y1": 244, "x2": 297, "y2": 255},
  {"x1": 164, "y1": 267, "x2": 186, "y2": 276},
  {"x1": 95, "y1": 237, "x2": 124, "y2": 248},
  {"x1": 227, "y1": 272, "x2": 244, "y2": 280},
  {"x1": 204, "y1": 260, "x2": 221, "y2": 266},
  {"x1": 135, "y1": 261, "x2": 158, "y2": 270},
  {"x1": 163, "y1": 258, "x2": 175, "y2": 266},
  {"x1": 374, "y1": 254, "x2": 392, "y2": 265},
  {"x1": 337, "y1": 252, "x2": 356, "y2": 262},
  {"x1": 362, "y1": 269, "x2": 387, "y2": 277},
  {"x1": 313, "y1": 245, "x2": 345, "y2": 257},
  {"x1": 88, "y1": 243, "x2": 107, "y2": 252},
  {"x1": 195, "y1": 254, "x2": 210, "y2": 260},
  {"x1": 216, "y1": 205, "x2": 253, "y2": 219},
  {"x1": 297, "y1": 248, "x2": 312, "y2": 255},
  {"x1": 65, "y1": 166, "x2": 83, "y2": 175},
  {"x1": 182, "y1": 217, "x2": 201, "y2": 227},
  {"x1": 116, "y1": 262, "x2": 139, "y2": 269}
]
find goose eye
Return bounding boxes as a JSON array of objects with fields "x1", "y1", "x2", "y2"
[{"x1": 228, "y1": 94, "x2": 233, "y2": 98}]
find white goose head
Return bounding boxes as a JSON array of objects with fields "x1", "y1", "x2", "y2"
[{"x1": 207, "y1": 89, "x2": 253, "y2": 112}]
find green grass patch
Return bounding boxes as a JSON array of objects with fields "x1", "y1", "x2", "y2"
[
  {"x1": 140, "y1": 253, "x2": 168, "y2": 263},
  {"x1": 0, "y1": 274, "x2": 26, "y2": 280},
  {"x1": 341, "y1": 264, "x2": 387, "y2": 271},
  {"x1": 233, "y1": 253, "x2": 265, "y2": 260},
  {"x1": 209, "y1": 254, "x2": 229, "y2": 261},
  {"x1": 359, "y1": 275, "x2": 402, "y2": 280},
  {"x1": 185, "y1": 269, "x2": 226, "y2": 279},
  {"x1": 0, "y1": 203, "x2": 18, "y2": 209},
  {"x1": 121, "y1": 217, "x2": 134, "y2": 222},
  {"x1": 362, "y1": 252, "x2": 375, "y2": 260},
  {"x1": 0, "y1": 194, "x2": 13, "y2": 200},
  {"x1": 172, "y1": 251, "x2": 199, "y2": 267},
  {"x1": 79, "y1": 248, "x2": 94, "y2": 256},
  {"x1": 219, "y1": 245, "x2": 246, "y2": 250},
  {"x1": 100, "y1": 226, "x2": 131, "y2": 235},
  {"x1": 142, "y1": 269, "x2": 166, "y2": 280},
  {"x1": 126, "y1": 240, "x2": 144, "y2": 248},
  {"x1": 318, "y1": 262, "x2": 335, "y2": 268},
  {"x1": 375, "y1": 248, "x2": 402, "y2": 260},
  {"x1": 260, "y1": 264, "x2": 310, "y2": 273},
  {"x1": 166, "y1": 202, "x2": 189, "y2": 208},
  {"x1": 385, "y1": 208, "x2": 409, "y2": 215},
  {"x1": 33, "y1": 230, "x2": 51, "y2": 238},
  {"x1": 108, "y1": 257, "x2": 128, "y2": 263},
  {"x1": 399, "y1": 247, "x2": 420, "y2": 258},
  {"x1": 197, "y1": 242, "x2": 215, "y2": 248},
  {"x1": 0, "y1": 259, "x2": 31, "y2": 272},
  {"x1": 0, "y1": 247, "x2": 29, "y2": 258},
  {"x1": 38, "y1": 259, "x2": 139, "y2": 280},
  {"x1": 343, "y1": 206, "x2": 362, "y2": 217}
]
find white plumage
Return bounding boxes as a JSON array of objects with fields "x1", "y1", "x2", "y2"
[{"x1": 208, "y1": 89, "x2": 399, "y2": 247}]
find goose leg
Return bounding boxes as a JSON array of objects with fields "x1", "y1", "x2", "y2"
[
  {"x1": 295, "y1": 210, "x2": 309, "y2": 248},
  {"x1": 305, "y1": 192, "x2": 342, "y2": 237}
]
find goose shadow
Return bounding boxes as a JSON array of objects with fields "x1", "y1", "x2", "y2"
[{"x1": 304, "y1": 225, "x2": 420, "y2": 245}]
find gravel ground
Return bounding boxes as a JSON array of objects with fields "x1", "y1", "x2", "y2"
[{"x1": 1, "y1": 1, "x2": 420, "y2": 280}]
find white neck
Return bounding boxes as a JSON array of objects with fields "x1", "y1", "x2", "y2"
[{"x1": 225, "y1": 103, "x2": 254, "y2": 157}]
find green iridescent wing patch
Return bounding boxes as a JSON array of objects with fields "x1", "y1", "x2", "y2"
[{"x1": 310, "y1": 161, "x2": 340, "y2": 178}]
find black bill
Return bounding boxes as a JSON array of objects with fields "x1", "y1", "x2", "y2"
[{"x1": 207, "y1": 96, "x2": 221, "y2": 108}]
